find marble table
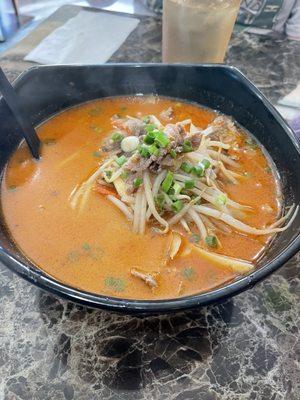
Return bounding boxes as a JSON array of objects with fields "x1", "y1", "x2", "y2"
[{"x1": 0, "y1": 6, "x2": 299, "y2": 400}]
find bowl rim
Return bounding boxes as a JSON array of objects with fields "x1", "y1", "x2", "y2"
[{"x1": 0, "y1": 63, "x2": 299, "y2": 313}]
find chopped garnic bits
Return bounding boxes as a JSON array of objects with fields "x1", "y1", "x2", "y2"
[
  {"x1": 133, "y1": 177, "x2": 143, "y2": 188},
  {"x1": 181, "y1": 162, "x2": 193, "y2": 173},
  {"x1": 116, "y1": 155, "x2": 127, "y2": 166},
  {"x1": 205, "y1": 235, "x2": 218, "y2": 248},
  {"x1": 172, "y1": 200, "x2": 184, "y2": 213},
  {"x1": 184, "y1": 180, "x2": 195, "y2": 189},
  {"x1": 162, "y1": 171, "x2": 173, "y2": 193},
  {"x1": 111, "y1": 132, "x2": 124, "y2": 142},
  {"x1": 104, "y1": 277, "x2": 125, "y2": 292}
]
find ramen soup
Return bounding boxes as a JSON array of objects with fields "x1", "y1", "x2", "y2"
[{"x1": 1, "y1": 96, "x2": 297, "y2": 300}]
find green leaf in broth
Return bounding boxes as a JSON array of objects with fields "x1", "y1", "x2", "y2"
[
  {"x1": 105, "y1": 277, "x2": 125, "y2": 292},
  {"x1": 8, "y1": 185, "x2": 17, "y2": 191},
  {"x1": 82, "y1": 242, "x2": 91, "y2": 251},
  {"x1": 90, "y1": 125, "x2": 102, "y2": 133},
  {"x1": 120, "y1": 106, "x2": 127, "y2": 112},
  {"x1": 265, "y1": 166, "x2": 272, "y2": 174},
  {"x1": 182, "y1": 267, "x2": 196, "y2": 281},
  {"x1": 88, "y1": 107, "x2": 102, "y2": 117},
  {"x1": 67, "y1": 250, "x2": 80, "y2": 263},
  {"x1": 93, "y1": 151, "x2": 102, "y2": 158}
]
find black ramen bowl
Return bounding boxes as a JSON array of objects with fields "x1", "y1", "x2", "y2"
[{"x1": 0, "y1": 64, "x2": 299, "y2": 314}]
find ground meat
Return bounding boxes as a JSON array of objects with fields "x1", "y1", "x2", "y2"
[
  {"x1": 189, "y1": 133, "x2": 201, "y2": 150},
  {"x1": 124, "y1": 118, "x2": 146, "y2": 136},
  {"x1": 160, "y1": 107, "x2": 174, "y2": 121}
]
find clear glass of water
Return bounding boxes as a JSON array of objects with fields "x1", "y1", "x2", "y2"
[{"x1": 163, "y1": 0, "x2": 241, "y2": 63}]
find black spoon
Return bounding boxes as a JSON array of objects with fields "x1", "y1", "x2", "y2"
[{"x1": 0, "y1": 67, "x2": 40, "y2": 159}]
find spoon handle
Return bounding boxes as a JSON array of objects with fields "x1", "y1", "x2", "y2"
[{"x1": 0, "y1": 68, "x2": 40, "y2": 159}]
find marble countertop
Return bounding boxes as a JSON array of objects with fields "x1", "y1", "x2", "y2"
[{"x1": 0, "y1": 6, "x2": 300, "y2": 400}]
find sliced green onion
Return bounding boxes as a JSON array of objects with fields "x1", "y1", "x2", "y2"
[
  {"x1": 173, "y1": 182, "x2": 182, "y2": 195},
  {"x1": 139, "y1": 145, "x2": 150, "y2": 158},
  {"x1": 145, "y1": 124, "x2": 156, "y2": 133},
  {"x1": 120, "y1": 171, "x2": 129, "y2": 180},
  {"x1": 116, "y1": 155, "x2": 127, "y2": 166},
  {"x1": 202, "y1": 159, "x2": 211, "y2": 169},
  {"x1": 143, "y1": 116, "x2": 150, "y2": 124},
  {"x1": 205, "y1": 235, "x2": 218, "y2": 248},
  {"x1": 169, "y1": 149, "x2": 177, "y2": 158},
  {"x1": 144, "y1": 131, "x2": 156, "y2": 144},
  {"x1": 215, "y1": 194, "x2": 227, "y2": 206},
  {"x1": 111, "y1": 132, "x2": 124, "y2": 142},
  {"x1": 182, "y1": 139, "x2": 193, "y2": 153},
  {"x1": 181, "y1": 162, "x2": 193, "y2": 174},
  {"x1": 184, "y1": 179, "x2": 195, "y2": 189},
  {"x1": 133, "y1": 177, "x2": 143, "y2": 188},
  {"x1": 105, "y1": 170, "x2": 112, "y2": 179},
  {"x1": 154, "y1": 131, "x2": 169, "y2": 148},
  {"x1": 192, "y1": 165, "x2": 204, "y2": 177},
  {"x1": 148, "y1": 144, "x2": 160, "y2": 156},
  {"x1": 162, "y1": 171, "x2": 173, "y2": 193},
  {"x1": 172, "y1": 200, "x2": 184, "y2": 213}
]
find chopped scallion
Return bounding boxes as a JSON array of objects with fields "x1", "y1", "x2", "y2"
[
  {"x1": 120, "y1": 171, "x2": 129, "y2": 180},
  {"x1": 215, "y1": 194, "x2": 227, "y2": 206},
  {"x1": 139, "y1": 145, "x2": 150, "y2": 158},
  {"x1": 172, "y1": 200, "x2": 184, "y2": 213},
  {"x1": 205, "y1": 235, "x2": 218, "y2": 248},
  {"x1": 169, "y1": 149, "x2": 177, "y2": 158},
  {"x1": 192, "y1": 165, "x2": 204, "y2": 177},
  {"x1": 184, "y1": 179, "x2": 195, "y2": 189},
  {"x1": 133, "y1": 177, "x2": 143, "y2": 188},
  {"x1": 202, "y1": 159, "x2": 211, "y2": 169},
  {"x1": 144, "y1": 131, "x2": 156, "y2": 144},
  {"x1": 145, "y1": 124, "x2": 156, "y2": 133},
  {"x1": 162, "y1": 171, "x2": 173, "y2": 193},
  {"x1": 181, "y1": 162, "x2": 193, "y2": 174},
  {"x1": 116, "y1": 155, "x2": 127, "y2": 166},
  {"x1": 111, "y1": 132, "x2": 124, "y2": 142},
  {"x1": 182, "y1": 139, "x2": 193, "y2": 153},
  {"x1": 173, "y1": 182, "x2": 182, "y2": 195},
  {"x1": 148, "y1": 144, "x2": 160, "y2": 156},
  {"x1": 154, "y1": 131, "x2": 169, "y2": 148},
  {"x1": 105, "y1": 170, "x2": 112, "y2": 179}
]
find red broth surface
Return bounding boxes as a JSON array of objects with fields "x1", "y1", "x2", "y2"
[{"x1": 1, "y1": 96, "x2": 281, "y2": 299}]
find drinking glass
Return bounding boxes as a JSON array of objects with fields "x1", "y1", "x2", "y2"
[{"x1": 163, "y1": 0, "x2": 241, "y2": 63}]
